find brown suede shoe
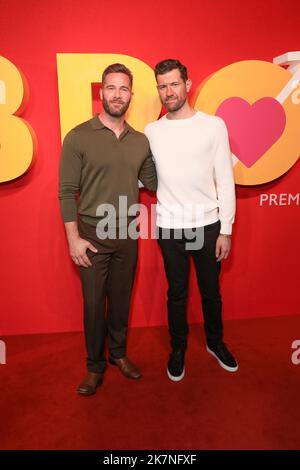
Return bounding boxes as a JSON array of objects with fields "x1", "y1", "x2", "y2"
[
  {"x1": 109, "y1": 356, "x2": 142, "y2": 380},
  {"x1": 77, "y1": 372, "x2": 103, "y2": 396}
]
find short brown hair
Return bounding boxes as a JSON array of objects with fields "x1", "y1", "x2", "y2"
[
  {"x1": 102, "y1": 63, "x2": 133, "y2": 88},
  {"x1": 154, "y1": 59, "x2": 188, "y2": 82}
]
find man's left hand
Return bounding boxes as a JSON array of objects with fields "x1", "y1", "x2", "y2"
[{"x1": 215, "y1": 234, "x2": 231, "y2": 261}]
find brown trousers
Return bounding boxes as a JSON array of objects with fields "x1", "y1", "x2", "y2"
[{"x1": 78, "y1": 219, "x2": 138, "y2": 373}]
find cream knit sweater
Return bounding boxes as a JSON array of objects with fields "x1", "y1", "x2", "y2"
[{"x1": 145, "y1": 111, "x2": 236, "y2": 234}]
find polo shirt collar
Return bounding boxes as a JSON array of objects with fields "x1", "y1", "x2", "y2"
[{"x1": 90, "y1": 114, "x2": 135, "y2": 134}]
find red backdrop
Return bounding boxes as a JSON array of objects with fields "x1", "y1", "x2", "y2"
[{"x1": 0, "y1": 0, "x2": 299, "y2": 335}]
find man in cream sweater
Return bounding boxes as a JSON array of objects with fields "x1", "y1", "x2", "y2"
[{"x1": 145, "y1": 59, "x2": 238, "y2": 381}]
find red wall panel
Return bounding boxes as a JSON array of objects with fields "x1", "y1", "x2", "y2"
[{"x1": 0, "y1": 0, "x2": 299, "y2": 335}]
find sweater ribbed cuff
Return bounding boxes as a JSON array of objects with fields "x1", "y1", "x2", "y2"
[{"x1": 220, "y1": 221, "x2": 232, "y2": 235}]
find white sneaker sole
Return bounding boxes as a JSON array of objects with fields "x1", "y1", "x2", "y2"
[
  {"x1": 206, "y1": 346, "x2": 239, "y2": 372},
  {"x1": 167, "y1": 367, "x2": 185, "y2": 382}
]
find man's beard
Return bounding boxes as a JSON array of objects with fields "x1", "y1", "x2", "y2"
[
  {"x1": 102, "y1": 97, "x2": 130, "y2": 117},
  {"x1": 164, "y1": 96, "x2": 186, "y2": 113}
]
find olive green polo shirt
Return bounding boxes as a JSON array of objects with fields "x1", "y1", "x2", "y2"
[{"x1": 59, "y1": 114, "x2": 157, "y2": 227}]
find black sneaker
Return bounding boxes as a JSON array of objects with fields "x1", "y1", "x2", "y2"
[
  {"x1": 206, "y1": 342, "x2": 238, "y2": 372},
  {"x1": 167, "y1": 349, "x2": 185, "y2": 382}
]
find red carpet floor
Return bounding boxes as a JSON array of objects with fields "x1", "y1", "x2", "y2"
[{"x1": 0, "y1": 315, "x2": 300, "y2": 450}]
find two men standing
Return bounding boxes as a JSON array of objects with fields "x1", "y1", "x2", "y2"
[{"x1": 59, "y1": 59, "x2": 237, "y2": 395}]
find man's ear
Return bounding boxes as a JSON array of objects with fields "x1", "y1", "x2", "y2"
[
  {"x1": 186, "y1": 79, "x2": 192, "y2": 92},
  {"x1": 99, "y1": 86, "x2": 103, "y2": 101}
]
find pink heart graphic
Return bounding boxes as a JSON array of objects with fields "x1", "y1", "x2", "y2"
[{"x1": 216, "y1": 97, "x2": 286, "y2": 168}]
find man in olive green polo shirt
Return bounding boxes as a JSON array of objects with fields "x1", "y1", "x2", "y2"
[{"x1": 59, "y1": 63, "x2": 157, "y2": 396}]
